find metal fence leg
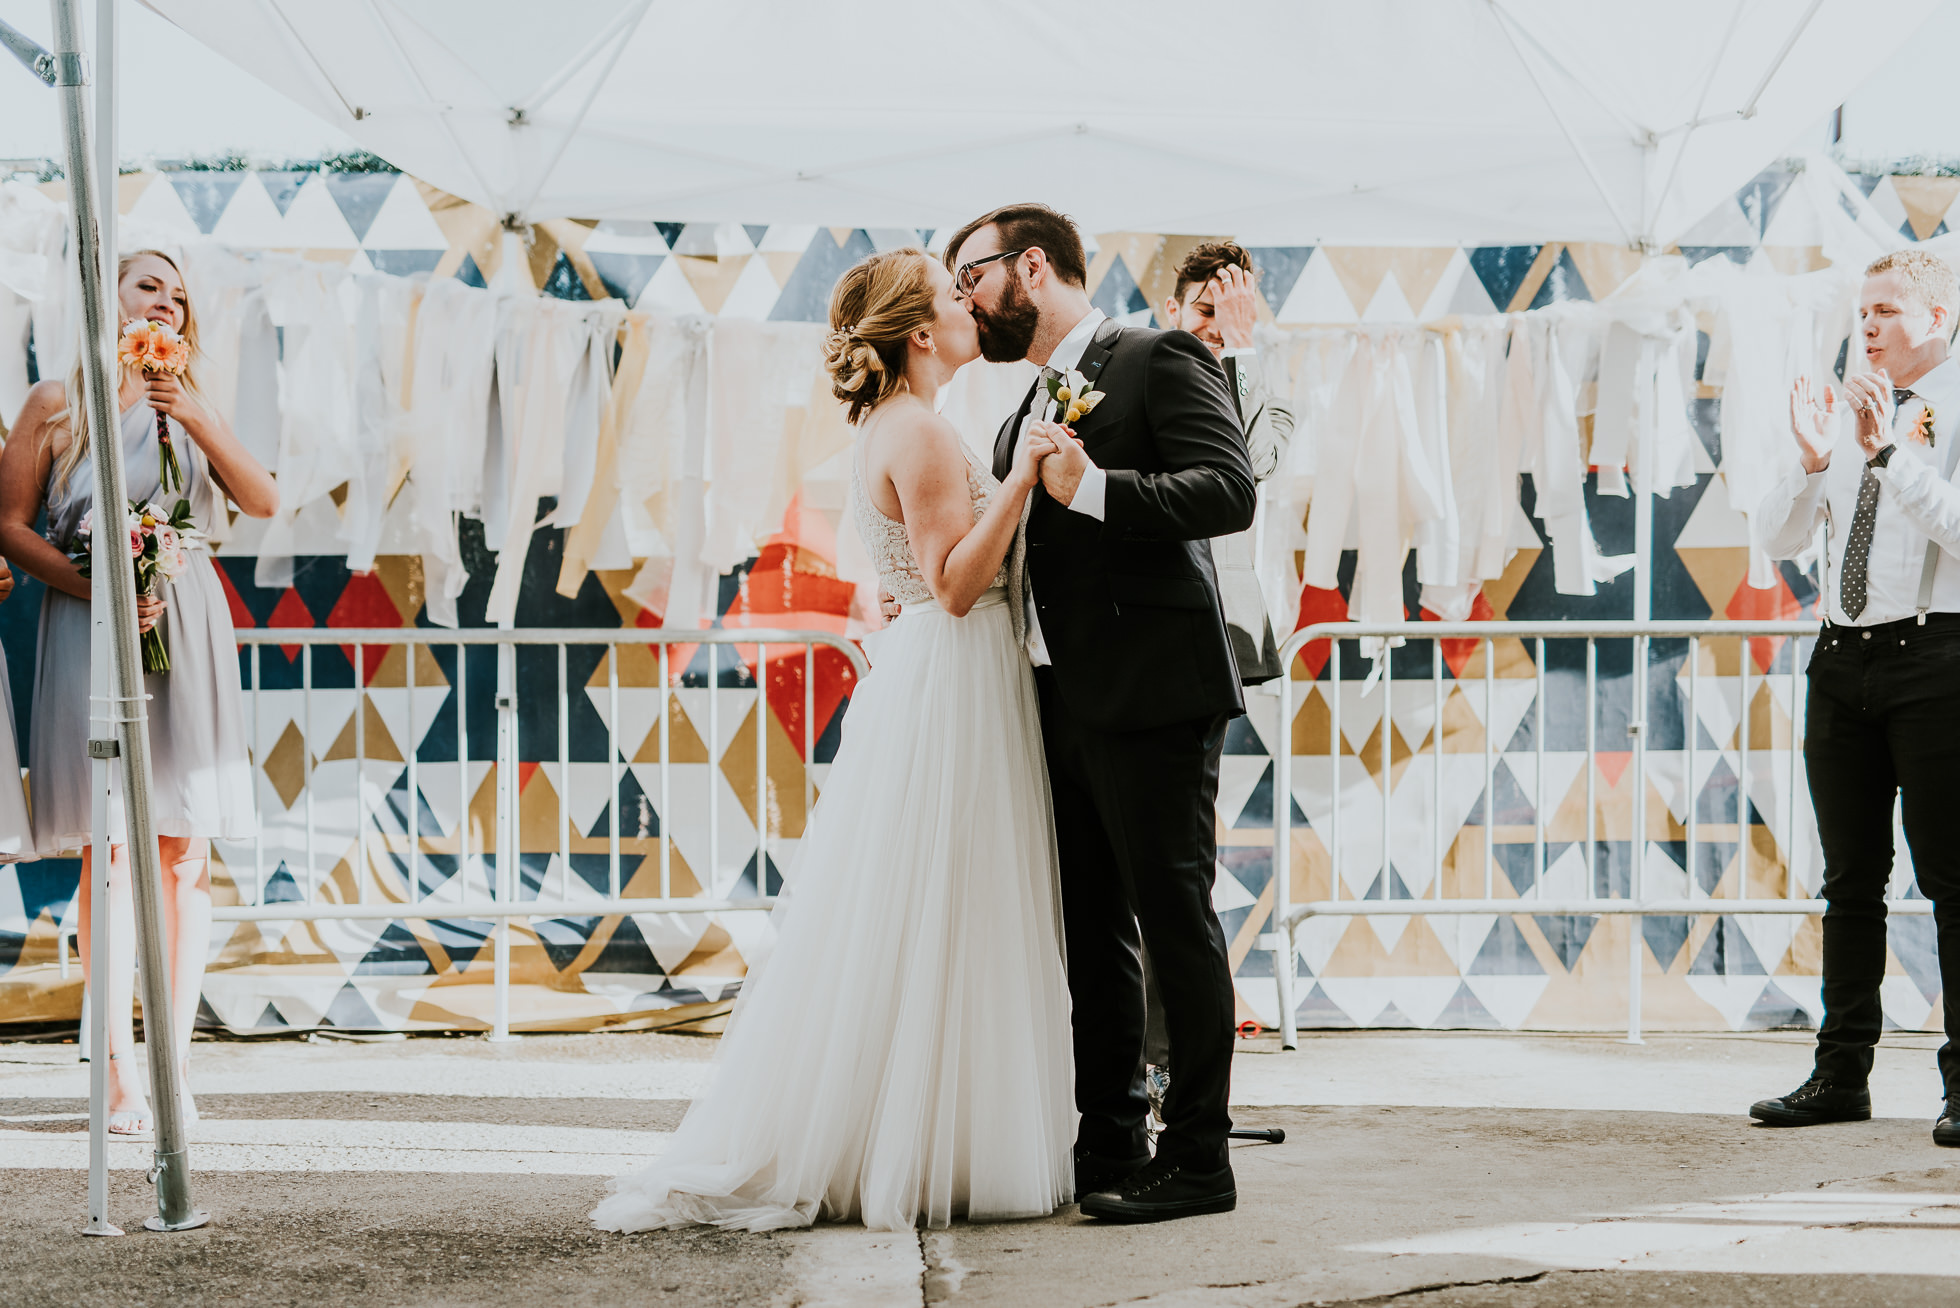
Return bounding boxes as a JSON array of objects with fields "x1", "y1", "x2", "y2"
[
  {"x1": 490, "y1": 639, "x2": 516, "y2": 1042},
  {"x1": 82, "y1": 736, "x2": 119, "y2": 1237},
  {"x1": 1628, "y1": 633, "x2": 1646, "y2": 1045},
  {"x1": 1272, "y1": 676, "x2": 1298, "y2": 1050}
]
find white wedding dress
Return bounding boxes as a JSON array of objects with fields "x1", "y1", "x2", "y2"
[{"x1": 592, "y1": 434, "x2": 1074, "y2": 1233}]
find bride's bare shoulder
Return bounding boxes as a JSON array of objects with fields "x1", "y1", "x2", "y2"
[{"x1": 866, "y1": 399, "x2": 964, "y2": 475}]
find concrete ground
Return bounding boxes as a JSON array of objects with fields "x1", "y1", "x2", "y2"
[{"x1": 4, "y1": 1029, "x2": 1960, "y2": 1307}]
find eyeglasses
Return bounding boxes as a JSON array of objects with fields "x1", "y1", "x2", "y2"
[{"x1": 952, "y1": 248, "x2": 1025, "y2": 301}]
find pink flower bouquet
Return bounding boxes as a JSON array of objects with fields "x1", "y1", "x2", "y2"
[{"x1": 70, "y1": 497, "x2": 202, "y2": 674}]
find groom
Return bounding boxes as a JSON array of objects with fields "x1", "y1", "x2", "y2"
[{"x1": 943, "y1": 204, "x2": 1257, "y2": 1222}]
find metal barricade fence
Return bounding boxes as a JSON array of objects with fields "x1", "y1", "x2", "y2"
[
  {"x1": 57, "y1": 626, "x2": 868, "y2": 1040},
  {"x1": 1264, "y1": 620, "x2": 1934, "y2": 1051}
]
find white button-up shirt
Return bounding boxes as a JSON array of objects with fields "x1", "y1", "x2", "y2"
[
  {"x1": 1756, "y1": 356, "x2": 1960, "y2": 625},
  {"x1": 1017, "y1": 307, "x2": 1109, "y2": 665}
]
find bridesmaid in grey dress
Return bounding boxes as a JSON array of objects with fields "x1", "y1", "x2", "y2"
[
  {"x1": 0, "y1": 553, "x2": 32, "y2": 860},
  {"x1": 0, "y1": 250, "x2": 278, "y2": 1134}
]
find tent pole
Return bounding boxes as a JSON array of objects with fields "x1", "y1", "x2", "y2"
[
  {"x1": 49, "y1": 0, "x2": 207, "y2": 1233},
  {"x1": 80, "y1": 0, "x2": 119, "y2": 1238}
]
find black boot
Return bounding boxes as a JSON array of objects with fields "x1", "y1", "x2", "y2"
[
  {"x1": 1073, "y1": 1147, "x2": 1149, "y2": 1200},
  {"x1": 1749, "y1": 1074, "x2": 1872, "y2": 1127},
  {"x1": 1934, "y1": 1097, "x2": 1960, "y2": 1147},
  {"x1": 1079, "y1": 1157, "x2": 1235, "y2": 1223}
]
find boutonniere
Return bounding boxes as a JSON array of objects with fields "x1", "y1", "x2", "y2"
[
  {"x1": 1045, "y1": 368, "x2": 1105, "y2": 427},
  {"x1": 1910, "y1": 403, "x2": 1938, "y2": 447}
]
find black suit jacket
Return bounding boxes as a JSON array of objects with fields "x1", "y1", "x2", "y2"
[{"x1": 994, "y1": 321, "x2": 1257, "y2": 731}]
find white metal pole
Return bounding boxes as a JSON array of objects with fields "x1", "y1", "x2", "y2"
[
  {"x1": 490, "y1": 632, "x2": 516, "y2": 1041},
  {"x1": 83, "y1": 641, "x2": 117, "y2": 1237},
  {"x1": 1626, "y1": 343, "x2": 1655, "y2": 1046},
  {"x1": 1272, "y1": 674, "x2": 1296, "y2": 1050},
  {"x1": 78, "y1": 0, "x2": 118, "y2": 1238},
  {"x1": 48, "y1": 0, "x2": 204, "y2": 1231}
]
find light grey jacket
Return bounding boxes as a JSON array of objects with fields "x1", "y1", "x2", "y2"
[{"x1": 1213, "y1": 349, "x2": 1295, "y2": 684}]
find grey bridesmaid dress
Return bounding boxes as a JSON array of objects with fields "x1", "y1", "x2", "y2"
[{"x1": 29, "y1": 401, "x2": 257, "y2": 852}]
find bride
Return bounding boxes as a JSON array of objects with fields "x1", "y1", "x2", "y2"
[{"x1": 592, "y1": 248, "x2": 1074, "y2": 1233}]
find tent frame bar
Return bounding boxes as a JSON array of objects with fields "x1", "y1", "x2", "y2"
[
  {"x1": 260, "y1": 0, "x2": 365, "y2": 121},
  {"x1": 1648, "y1": 0, "x2": 1749, "y2": 238},
  {"x1": 511, "y1": 0, "x2": 652, "y2": 222},
  {"x1": 1487, "y1": 0, "x2": 1638, "y2": 248},
  {"x1": 510, "y1": 0, "x2": 649, "y2": 116},
  {"x1": 361, "y1": 0, "x2": 496, "y2": 207}
]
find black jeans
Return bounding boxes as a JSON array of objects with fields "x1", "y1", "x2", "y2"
[
  {"x1": 1806, "y1": 615, "x2": 1960, "y2": 1092},
  {"x1": 1036, "y1": 667, "x2": 1235, "y2": 1171}
]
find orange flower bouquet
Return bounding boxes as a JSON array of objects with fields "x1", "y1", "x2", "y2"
[{"x1": 118, "y1": 318, "x2": 192, "y2": 494}]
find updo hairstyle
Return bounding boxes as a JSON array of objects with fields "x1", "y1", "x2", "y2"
[{"x1": 823, "y1": 248, "x2": 937, "y2": 424}]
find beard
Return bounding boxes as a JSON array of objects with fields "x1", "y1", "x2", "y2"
[{"x1": 971, "y1": 273, "x2": 1040, "y2": 363}]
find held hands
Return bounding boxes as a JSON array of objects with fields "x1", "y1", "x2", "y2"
[
  {"x1": 1208, "y1": 265, "x2": 1259, "y2": 350},
  {"x1": 1008, "y1": 423, "x2": 1060, "y2": 492},
  {"x1": 1029, "y1": 418, "x2": 1090, "y2": 507},
  {"x1": 877, "y1": 416, "x2": 1092, "y2": 623},
  {"x1": 1788, "y1": 376, "x2": 1837, "y2": 472}
]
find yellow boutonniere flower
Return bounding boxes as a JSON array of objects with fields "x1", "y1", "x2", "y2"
[
  {"x1": 1046, "y1": 367, "x2": 1105, "y2": 427},
  {"x1": 1911, "y1": 404, "x2": 1938, "y2": 447}
]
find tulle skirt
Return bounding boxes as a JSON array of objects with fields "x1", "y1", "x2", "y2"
[{"x1": 591, "y1": 588, "x2": 1074, "y2": 1232}]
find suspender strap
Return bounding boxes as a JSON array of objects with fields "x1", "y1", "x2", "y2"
[{"x1": 1915, "y1": 420, "x2": 1960, "y2": 622}]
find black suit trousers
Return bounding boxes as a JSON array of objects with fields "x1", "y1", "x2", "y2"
[
  {"x1": 1036, "y1": 666, "x2": 1235, "y2": 1170},
  {"x1": 1804, "y1": 616, "x2": 1960, "y2": 1092}
]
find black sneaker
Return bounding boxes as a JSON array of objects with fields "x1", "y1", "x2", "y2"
[
  {"x1": 1934, "y1": 1099, "x2": 1960, "y2": 1147},
  {"x1": 1749, "y1": 1074, "x2": 1872, "y2": 1127},
  {"x1": 1073, "y1": 1149, "x2": 1149, "y2": 1200},
  {"x1": 1079, "y1": 1158, "x2": 1235, "y2": 1223}
]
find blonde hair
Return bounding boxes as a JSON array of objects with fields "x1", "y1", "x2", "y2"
[
  {"x1": 822, "y1": 249, "x2": 936, "y2": 425},
  {"x1": 1866, "y1": 249, "x2": 1960, "y2": 335},
  {"x1": 52, "y1": 249, "x2": 206, "y2": 493}
]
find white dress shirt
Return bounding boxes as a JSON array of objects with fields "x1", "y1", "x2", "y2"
[
  {"x1": 1755, "y1": 356, "x2": 1960, "y2": 625},
  {"x1": 1017, "y1": 307, "x2": 1108, "y2": 664}
]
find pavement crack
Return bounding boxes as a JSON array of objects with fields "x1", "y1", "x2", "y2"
[{"x1": 1315, "y1": 1270, "x2": 1552, "y2": 1306}]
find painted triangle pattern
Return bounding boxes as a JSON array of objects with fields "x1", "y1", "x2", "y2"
[{"x1": 1, "y1": 161, "x2": 1950, "y2": 1036}]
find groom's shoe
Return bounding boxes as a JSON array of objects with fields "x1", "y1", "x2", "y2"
[
  {"x1": 1074, "y1": 1149, "x2": 1149, "y2": 1200},
  {"x1": 1749, "y1": 1074, "x2": 1871, "y2": 1127},
  {"x1": 1934, "y1": 1097, "x2": 1960, "y2": 1147},
  {"x1": 1079, "y1": 1159, "x2": 1235, "y2": 1223}
]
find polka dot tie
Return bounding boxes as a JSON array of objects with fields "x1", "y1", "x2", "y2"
[
  {"x1": 1840, "y1": 389, "x2": 1917, "y2": 620},
  {"x1": 1840, "y1": 465, "x2": 1880, "y2": 620},
  {"x1": 1842, "y1": 388, "x2": 1920, "y2": 619}
]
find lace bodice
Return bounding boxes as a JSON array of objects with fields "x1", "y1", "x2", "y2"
[{"x1": 851, "y1": 439, "x2": 1009, "y2": 605}]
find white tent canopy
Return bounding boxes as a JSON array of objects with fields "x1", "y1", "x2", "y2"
[{"x1": 143, "y1": 0, "x2": 1938, "y2": 246}]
